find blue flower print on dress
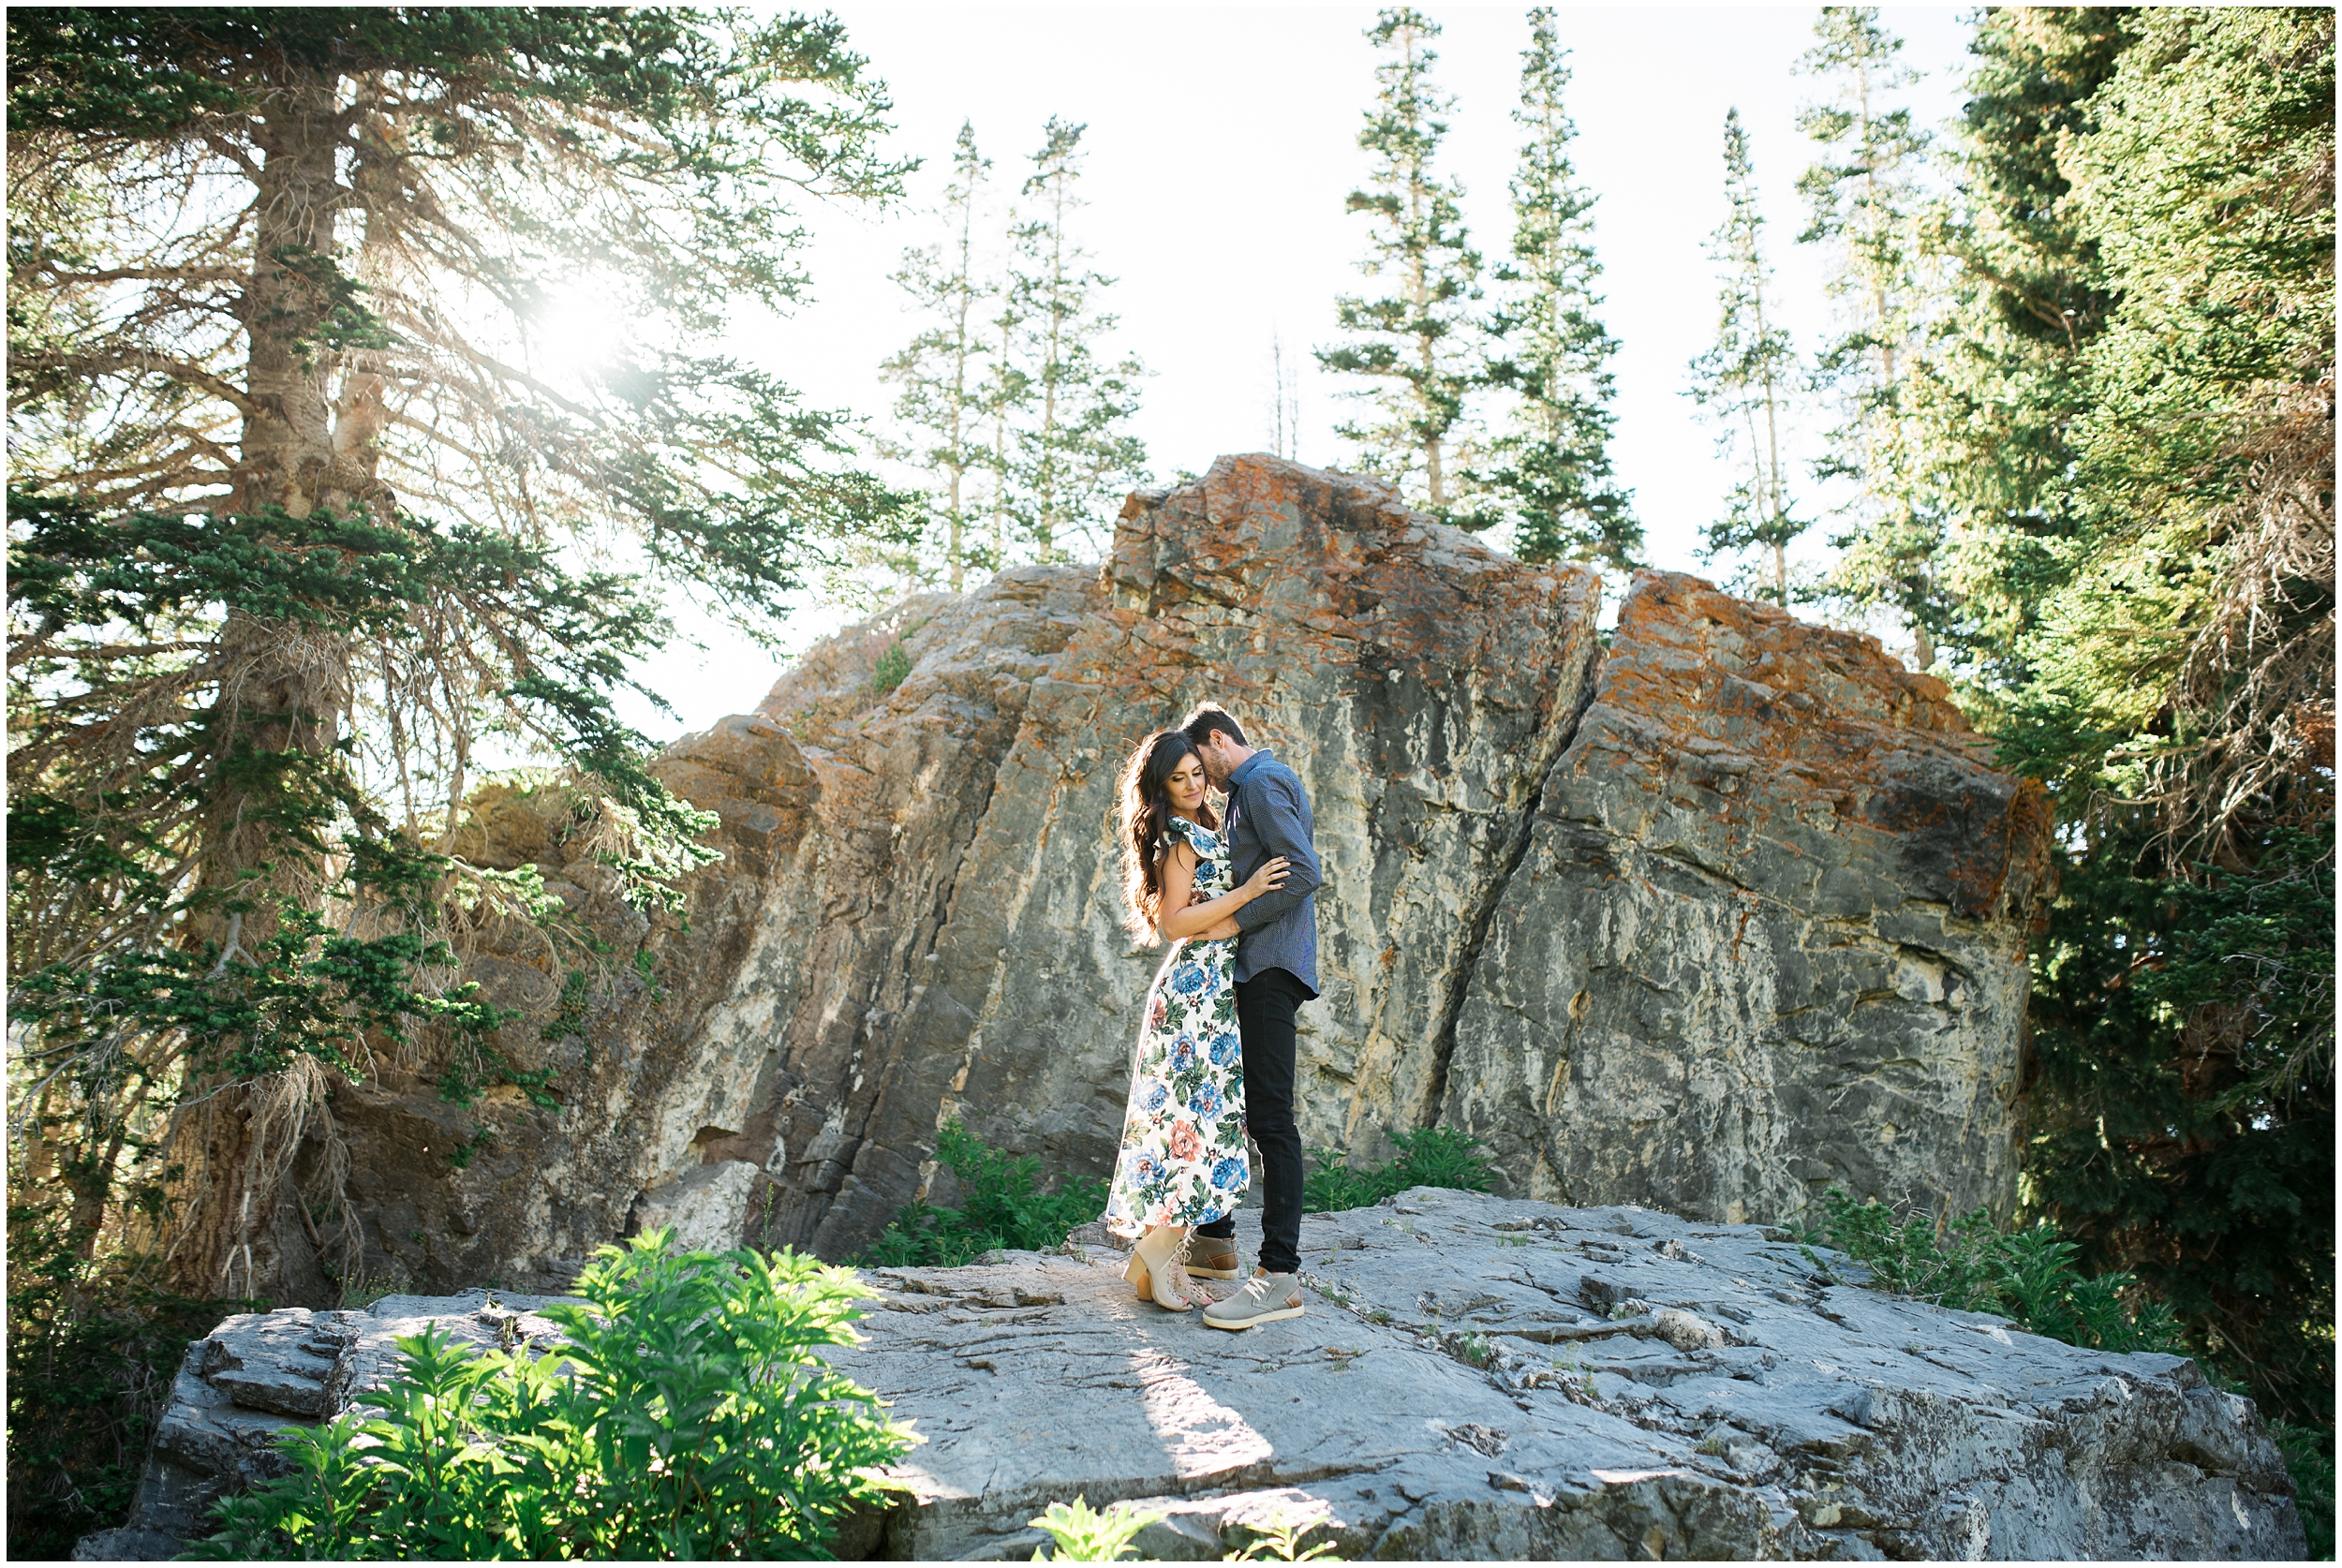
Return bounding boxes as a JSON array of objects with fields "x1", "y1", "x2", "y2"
[{"x1": 1105, "y1": 812, "x2": 1250, "y2": 1236}]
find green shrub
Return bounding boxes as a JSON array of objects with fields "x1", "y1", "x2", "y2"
[
  {"x1": 186, "y1": 1230, "x2": 916, "y2": 1561},
  {"x1": 5, "y1": 1206, "x2": 238, "y2": 1561},
  {"x1": 867, "y1": 639, "x2": 912, "y2": 694},
  {"x1": 1303, "y1": 1127, "x2": 1493, "y2": 1213},
  {"x1": 1027, "y1": 1495, "x2": 1162, "y2": 1561},
  {"x1": 2272, "y1": 1419, "x2": 2335, "y2": 1561},
  {"x1": 1226, "y1": 1511, "x2": 1344, "y2": 1561},
  {"x1": 856, "y1": 1119, "x2": 1106, "y2": 1267},
  {"x1": 1807, "y1": 1186, "x2": 2185, "y2": 1354}
]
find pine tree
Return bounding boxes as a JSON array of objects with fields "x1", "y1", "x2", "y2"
[
  {"x1": 1006, "y1": 117, "x2": 1148, "y2": 561},
  {"x1": 5, "y1": 9, "x2": 911, "y2": 1307},
  {"x1": 1795, "y1": 7, "x2": 1938, "y2": 664},
  {"x1": 882, "y1": 122, "x2": 995, "y2": 591},
  {"x1": 1317, "y1": 7, "x2": 1484, "y2": 522},
  {"x1": 978, "y1": 276, "x2": 1032, "y2": 570},
  {"x1": 1478, "y1": 7, "x2": 1638, "y2": 569},
  {"x1": 1686, "y1": 108, "x2": 1804, "y2": 604},
  {"x1": 1911, "y1": 6, "x2": 2334, "y2": 1465},
  {"x1": 1898, "y1": 7, "x2": 2127, "y2": 678}
]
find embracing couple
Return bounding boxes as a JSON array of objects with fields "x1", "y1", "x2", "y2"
[{"x1": 1102, "y1": 703, "x2": 1321, "y2": 1331}]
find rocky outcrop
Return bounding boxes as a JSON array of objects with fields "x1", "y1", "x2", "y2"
[
  {"x1": 1444, "y1": 572, "x2": 2055, "y2": 1223},
  {"x1": 315, "y1": 453, "x2": 2051, "y2": 1294},
  {"x1": 73, "y1": 1291, "x2": 572, "y2": 1561},
  {"x1": 82, "y1": 1191, "x2": 2304, "y2": 1561}
]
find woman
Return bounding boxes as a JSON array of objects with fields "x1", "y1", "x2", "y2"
[{"x1": 1104, "y1": 729, "x2": 1289, "y2": 1311}]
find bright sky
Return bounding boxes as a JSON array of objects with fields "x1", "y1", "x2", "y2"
[{"x1": 623, "y1": 4, "x2": 1979, "y2": 739}]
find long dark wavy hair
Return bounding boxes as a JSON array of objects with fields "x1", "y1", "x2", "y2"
[{"x1": 1117, "y1": 729, "x2": 1221, "y2": 941}]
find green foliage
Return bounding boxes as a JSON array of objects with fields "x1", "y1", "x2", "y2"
[
  {"x1": 186, "y1": 1231, "x2": 917, "y2": 1561},
  {"x1": 1302, "y1": 1127, "x2": 1493, "y2": 1214},
  {"x1": 1809, "y1": 1187, "x2": 2185, "y2": 1355},
  {"x1": 868, "y1": 639, "x2": 913, "y2": 695},
  {"x1": 1027, "y1": 1496, "x2": 1162, "y2": 1562},
  {"x1": 880, "y1": 122, "x2": 997, "y2": 591},
  {"x1": 6, "y1": 1206, "x2": 244, "y2": 1560},
  {"x1": 1475, "y1": 8, "x2": 1638, "y2": 569},
  {"x1": 1317, "y1": 7, "x2": 1485, "y2": 523},
  {"x1": 1223, "y1": 1512, "x2": 1343, "y2": 1561},
  {"x1": 1890, "y1": 7, "x2": 2127, "y2": 677},
  {"x1": 2273, "y1": 1420, "x2": 2336, "y2": 1561},
  {"x1": 2024, "y1": 830, "x2": 2333, "y2": 1427},
  {"x1": 9, "y1": 13, "x2": 912, "y2": 1547},
  {"x1": 1686, "y1": 108, "x2": 1806, "y2": 604},
  {"x1": 1900, "y1": 4, "x2": 2335, "y2": 1487},
  {"x1": 7, "y1": 9, "x2": 919, "y2": 619},
  {"x1": 855, "y1": 1119, "x2": 1108, "y2": 1267},
  {"x1": 1791, "y1": 7, "x2": 1941, "y2": 660},
  {"x1": 1006, "y1": 118, "x2": 1150, "y2": 562}
]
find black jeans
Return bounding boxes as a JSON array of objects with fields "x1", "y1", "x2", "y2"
[{"x1": 1194, "y1": 967, "x2": 1308, "y2": 1275}]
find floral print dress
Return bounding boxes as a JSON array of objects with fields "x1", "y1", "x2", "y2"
[{"x1": 1104, "y1": 813, "x2": 1250, "y2": 1237}]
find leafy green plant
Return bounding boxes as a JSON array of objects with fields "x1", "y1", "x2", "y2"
[
  {"x1": 5, "y1": 1206, "x2": 244, "y2": 1561},
  {"x1": 1807, "y1": 1187, "x2": 2184, "y2": 1354},
  {"x1": 2272, "y1": 1419, "x2": 2335, "y2": 1561},
  {"x1": 1303, "y1": 1127, "x2": 1493, "y2": 1213},
  {"x1": 854, "y1": 1119, "x2": 1105, "y2": 1267},
  {"x1": 867, "y1": 639, "x2": 912, "y2": 694},
  {"x1": 185, "y1": 1229, "x2": 916, "y2": 1561},
  {"x1": 1027, "y1": 1496, "x2": 1162, "y2": 1561},
  {"x1": 1224, "y1": 1509, "x2": 1341, "y2": 1561}
]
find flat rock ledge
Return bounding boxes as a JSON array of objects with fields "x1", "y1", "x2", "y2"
[{"x1": 80, "y1": 1191, "x2": 2301, "y2": 1561}]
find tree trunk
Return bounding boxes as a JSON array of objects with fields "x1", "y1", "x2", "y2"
[{"x1": 170, "y1": 65, "x2": 370, "y2": 1305}]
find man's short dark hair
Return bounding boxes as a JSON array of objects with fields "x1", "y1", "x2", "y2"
[{"x1": 1179, "y1": 704, "x2": 1247, "y2": 749}]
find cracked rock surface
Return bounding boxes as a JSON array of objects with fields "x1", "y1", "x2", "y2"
[
  {"x1": 75, "y1": 1191, "x2": 2301, "y2": 1561},
  {"x1": 283, "y1": 456, "x2": 2053, "y2": 1298},
  {"x1": 845, "y1": 1191, "x2": 2299, "y2": 1561},
  {"x1": 1445, "y1": 571, "x2": 2055, "y2": 1226}
]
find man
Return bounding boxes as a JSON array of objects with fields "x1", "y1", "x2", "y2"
[{"x1": 1179, "y1": 703, "x2": 1321, "y2": 1330}]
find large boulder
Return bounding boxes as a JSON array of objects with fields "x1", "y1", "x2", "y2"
[
  {"x1": 1443, "y1": 571, "x2": 2055, "y2": 1223},
  {"x1": 80, "y1": 1192, "x2": 2304, "y2": 1561},
  {"x1": 316, "y1": 453, "x2": 2051, "y2": 1290}
]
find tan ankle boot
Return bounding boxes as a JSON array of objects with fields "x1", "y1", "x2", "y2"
[
  {"x1": 1125, "y1": 1225, "x2": 1202, "y2": 1310},
  {"x1": 1188, "y1": 1239, "x2": 1241, "y2": 1280}
]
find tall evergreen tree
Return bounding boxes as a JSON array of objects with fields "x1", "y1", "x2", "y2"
[
  {"x1": 1477, "y1": 7, "x2": 1637, "y2": 569},
  {"x1": 5, "y1": 9, "x2": 910, "y2": 1312},
  {"x1": 1899, "y1": 8, "x2": 2127, "y2": 680},
  {"x1": 1006, "y1": 117, "x2": 1148, "y2": 561},
  {"x1": 977, "y1": 288, "x2": 1030, "y2": 570},
  {"x1": 882, "y1": 122, "x2": 995, "y2": 591},
  {"x1": 1911, "y1": 7, "x2": 2333, "y2": 1468},
  {"x1": 1795, "y1": 7, "x2": 1938, "y2": 663},
  {"x1": 1317, "y1": 7, "x2": 1485, "y2": 523},
  {"x1": 1686, "y1": 109, "x2": 1804, "y2": 603}
]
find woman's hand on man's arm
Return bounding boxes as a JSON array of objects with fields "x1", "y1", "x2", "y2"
[{"x1": 1159, "y1": 844, "x2": 1287, "y2": 942}]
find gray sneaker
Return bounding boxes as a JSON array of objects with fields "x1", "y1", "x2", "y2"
[{"x1": 1201, "y1": 1269, "x2": 1306, "y2": 1331}]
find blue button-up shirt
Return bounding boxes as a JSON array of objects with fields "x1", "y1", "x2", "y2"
[{"x1": 1224, "y1": 749, "x2": 1322, "y2": 995}]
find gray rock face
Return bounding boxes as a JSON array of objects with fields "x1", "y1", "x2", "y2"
[
  {"x1": 840, "y1": 1192, "x2": 2297, "y2": 1561},
  {"x1": 312, "y1": 453, "x2": 2049, "y2": 1295},
  {"x1": 81, "y1": 1291, "x2": 571, "y2": 1559},
  {"x1": 1444, "y1": 572, "x2": 2054, "y2": 1224},
  {"x1": 81, "y1": 1191, "x2": 2303, "y2": 1561}
]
